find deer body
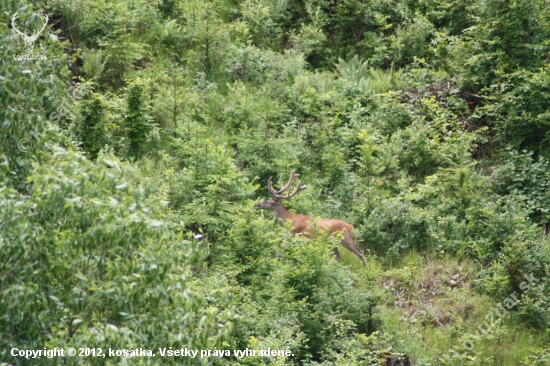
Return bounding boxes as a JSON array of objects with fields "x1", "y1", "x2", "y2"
[{"x1": 257, "y1": 171, "x2": 367, "y2": 266}]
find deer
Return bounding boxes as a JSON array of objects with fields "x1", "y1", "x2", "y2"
[
  {"x1": 11, "y1": 11, "x2": 49, "y2": 57},
  {"x1": 256, "y1": 170, "x2": 367, "y2": 266}
]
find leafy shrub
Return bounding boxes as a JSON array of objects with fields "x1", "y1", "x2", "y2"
[
  {"x1": 124, "y1": 79, "x2": 153, "y2": 159},
  {"x1": 0, "y1": 149, "x2": 235, "y2": 365},
  {"x1": 166, "y1": 132, "x2": 256, "y2": 239},
  {"x1": 219, "y1": 230, "x2": 382, "y2": 363},
  {"x1": 493, "y1": 149, "x2": 550, "y2": 230},
  {"x1": 0, "y1": 3, "x2": 68, "y2": 191},
  {"x1": 74, "y1": 89, "x2": 107, "y2": 160}
]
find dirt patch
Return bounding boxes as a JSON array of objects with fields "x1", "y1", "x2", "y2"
[{"x1": 381, "y1": 260, "x2": 475, "y2": 327}]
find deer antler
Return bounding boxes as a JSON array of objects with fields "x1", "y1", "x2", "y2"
[
  {"x1": 11, "y1": 11, "x2": 49, "y2": 43},
  {"x1": 35, "y1": 13, "x2": 49, "y2": 39},
  {"x1": 268, "y1": 170, "x2": 308, "y2": 199},
  {"x1": 11, "y1": 13, "x2": 26, "y2": 38}
]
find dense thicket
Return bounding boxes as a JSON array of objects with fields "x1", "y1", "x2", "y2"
[{"x1": 1, "y1": 0, "x2": 550, "y2": 364}]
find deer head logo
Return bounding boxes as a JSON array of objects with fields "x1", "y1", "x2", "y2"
[{"x1": 11, "y1": 11, "x2": 49, "y2": 57}]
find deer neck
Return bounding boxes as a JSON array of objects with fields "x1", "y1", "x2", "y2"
[{"x1": 273, "y1": 203, "x2": 294, "y2": 227}]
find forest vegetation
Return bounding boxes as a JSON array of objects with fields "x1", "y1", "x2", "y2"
[{"x1": 1, "y1": 0, "x2": 550, "y2": 364}]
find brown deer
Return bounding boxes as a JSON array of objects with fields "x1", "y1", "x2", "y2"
[{"x1": 256, "y1": 170, "x2": 367, "y2": 266}]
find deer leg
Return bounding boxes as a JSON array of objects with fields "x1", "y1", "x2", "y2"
[
  {"x1": 333, "y1": 247, "x2": 341, "y2": 261},
  {"x1": 340, "y1": 237, "x2": 367, "y2": 267}
]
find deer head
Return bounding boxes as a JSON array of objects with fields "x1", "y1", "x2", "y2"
[
  {"x1": 12, "y1": 11, "x2": 49, "y2": 56},
  {"x1": 256, "y1": 170, "x2": 307, "y2": 211}
]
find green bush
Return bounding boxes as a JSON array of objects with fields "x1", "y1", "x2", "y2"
[
  {"x1": 0, "y1": 2, "x2": 69, "y2": 191},
  {"x1": 124, "y1": 79, "x2": 154, "y2": 160},
  {"x1": 492, "y1": 149, "x2": 550, "y2": 230},
  {"x1": 74, "y1": 89, "x2": 107, "y2": 160},
  {"x1": 0, "y1": 149, "x2": 235, "y2": 365}
]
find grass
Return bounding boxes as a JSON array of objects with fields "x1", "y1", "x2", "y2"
[{"x1": 337, "y1": 248, "x2": 548, "y2": 365}]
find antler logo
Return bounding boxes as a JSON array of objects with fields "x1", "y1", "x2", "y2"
[{"x1": 12, "y1": 11, "x2": 49, "y2": 59}]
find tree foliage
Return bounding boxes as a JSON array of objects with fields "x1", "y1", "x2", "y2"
[{"x1": 2, "y1": 0, "x2": 550, "y2": 364}]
